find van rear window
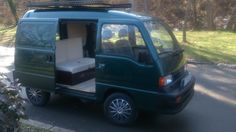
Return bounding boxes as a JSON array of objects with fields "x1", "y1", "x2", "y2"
[{"x1": 17, "y1": 21, "x2": 56, "y2": 49}]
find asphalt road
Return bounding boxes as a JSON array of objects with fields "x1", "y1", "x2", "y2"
[{"x1": 1, "y1": 46, "x2": 236, "y2": 132}]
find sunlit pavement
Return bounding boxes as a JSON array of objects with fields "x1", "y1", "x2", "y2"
[
  {"x1": 189, "y1": 64, "x2": 236, "y2": 106},
  {"x1": 0, "y1": 46, "x2": 14, "y2": 74},
  {"x1": 0, "y1": 46, "x2": 27, "y2": 97},
  {"x1": 1, "y1": 46, "x2": 236, "y2": 132}
]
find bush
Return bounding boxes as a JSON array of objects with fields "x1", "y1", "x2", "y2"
[{"x1": 0, "y1": 74, "x2": 27, "y2": 131}]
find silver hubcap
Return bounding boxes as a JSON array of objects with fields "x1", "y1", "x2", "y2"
[
  {"x1": 108, "y1": 99, "x2": 132, "y2": 121},
  {"x1": 28, "y1": 88, "x2": 42, "y2": 103}
]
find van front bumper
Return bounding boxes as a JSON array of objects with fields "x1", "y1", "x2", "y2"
[{"x1": 157, "y1": 72, "x2": 195, "y2": 114}]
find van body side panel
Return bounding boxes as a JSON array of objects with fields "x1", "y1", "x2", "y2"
[
  {"x1": 96, "y1": 82, "x2": 159, "y2": 111},
  {"x1": 14, "y1": 19, "x2": 58, "y2": 92},
  {"x1": 95, "y1": 20, "x2": 160, "y2": 110},
  {"x1": 96, "y1": 55, "x2": 157, "y2": 91}
]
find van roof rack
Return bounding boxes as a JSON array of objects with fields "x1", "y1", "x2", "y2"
[{"x1": 27, "y1": 0, "x2": 132, "y2": 9}]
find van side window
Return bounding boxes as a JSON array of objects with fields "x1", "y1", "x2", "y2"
[{"x1": 101, "y1": 24, "x2": 152, "y2": 65}]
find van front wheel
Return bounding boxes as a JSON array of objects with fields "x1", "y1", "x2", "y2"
[
  {"x1": 26, "y1": 87, "x2": 50, "y2": 106},
  {"x1": 104, "y1": 93, "x2": 138, "y2": 125}
]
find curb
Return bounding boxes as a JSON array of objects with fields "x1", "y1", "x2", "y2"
[
  {"x1": 20, "y1": 119, "x2": 75, "y2": 132},
  {"x1": 187, "y1": 59, "x2": 214, "y2": 65},
  {"x1": 216, "y1": 63, "x2": 236, "y2": 69},
  {"x1": 187, "y1": 59, "x2": 236, "y2": 69}
]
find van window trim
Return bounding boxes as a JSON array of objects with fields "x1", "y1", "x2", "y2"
[
  {"x1": 98, "y1": 22, "x2": 154, "y2": 66},
  {"x1": 143, "y1": 18, "x2": 180, "y2": 50},
  {"x1": 96, "y1": 54, "x2": 154, "y2": 68},
  {"x1": 57, "y1": 18, "x2": 99, "y2": 39},
  {"x1": 16, "y1": 18, "x2": 59, "y2": 50}
]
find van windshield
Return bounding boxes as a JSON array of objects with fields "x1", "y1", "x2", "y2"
[{"x1": 144, "y1": 20, "x2": 179, "y2": 54}]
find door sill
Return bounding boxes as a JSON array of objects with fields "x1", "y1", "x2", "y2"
[
  {"x1": 55, "y1": 86, "x2": 96, "y2": 101},
  {"x1": 57, "y1": 79, "x2": 96, "y2": 93}
]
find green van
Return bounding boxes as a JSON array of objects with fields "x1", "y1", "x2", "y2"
[{"x1": 14, "y1": 1, "x2": 195, "y2": 125}]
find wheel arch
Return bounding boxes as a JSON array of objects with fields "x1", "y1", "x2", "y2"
[{"x1": 103, "y1": 88, "x2": 135, "y2": 104}]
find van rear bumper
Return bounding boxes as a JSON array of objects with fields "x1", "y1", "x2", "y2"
[{"x1": 157, "y1": 73, "x2": 195, "y2": 114}]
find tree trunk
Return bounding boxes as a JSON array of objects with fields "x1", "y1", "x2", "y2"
[
  {"x1": 227, "y1": 6, "x2": 236, "y2": 32},
  {"x1": 128, "y1": 0, "x2": 135, "y2": 11},
  {"x1": 192, "y1": 0, "x2": 198, "y2": 29},
  {"x1": 5, "y1": 0, "x2": 18, "y2": 25},
  {"x1": 183, "y1": 0, "x2": 191, "y2": 43},
  {"x1": 183, "y1": 13, "x2": 187, "y2": 43},
  {"x1": 156, "y1": 0, "x2": 162, "y2": 11},
  {"x1": 143, "y1": 0, "x2": 148, "y2": 14},
  {"x1": 206, "y1": 0, "x2": 215, "y2": 30}
]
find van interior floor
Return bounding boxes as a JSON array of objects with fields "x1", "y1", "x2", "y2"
[{"x1": 57, "y1": 79, "x2": 96, "y2": 93}]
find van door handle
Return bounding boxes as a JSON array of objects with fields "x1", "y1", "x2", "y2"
[
  {"x1": 46, "y1": 55, "x2": 53, "y2": 63},
  {"x1": 96, "y1": 63, "x2": 106, "y2": 70}
]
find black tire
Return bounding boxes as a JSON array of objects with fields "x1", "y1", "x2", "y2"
[
  {"x1": 104, "y1": 93, "x2": 138, "y2": 125},
  {"x1": 26, "y1": 87, "x2": 50, "y2": 107}
]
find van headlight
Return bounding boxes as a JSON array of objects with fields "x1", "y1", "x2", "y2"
[{"x1": 159, "y1": 75, "x2": 173, "y2": 88}]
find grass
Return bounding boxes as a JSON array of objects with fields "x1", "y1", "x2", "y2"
[
  {"x1": 174, "y1": 31, "x2": 236, "y2": 64},
  {"x1": 0, "y1": 25, "x2": 16, "y2": 46},
  {"x1": 20, "y1": 124, "x2": 51, "y2": 132}
]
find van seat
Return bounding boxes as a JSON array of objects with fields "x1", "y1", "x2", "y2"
[
  {"x1": 56, "y1": 37, "x2": 95, "y2": 73},
  {"x1": 56, "y1": 58, "x2": 95, "y2": 74},
  {"x1": 56, "y1": 37, "x2": 95, "y2": 85},
  {"x1": 56, "y1": 37, "x2": 84, "y2": 64}
]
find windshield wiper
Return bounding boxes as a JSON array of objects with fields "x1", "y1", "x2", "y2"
[
  {"x1": 158, "y1": 50, "x2": 174, "y2": 55},
  {"x1": 173, "y1": 48, "x2": 184, "y2": 56},
  {"x1": 159, "y1": 48, "x2": 184, "y2": 56}
]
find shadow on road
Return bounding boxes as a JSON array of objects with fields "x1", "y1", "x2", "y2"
[{"x1": 189, "y1": 64, "x2": 236, "y2": 106}]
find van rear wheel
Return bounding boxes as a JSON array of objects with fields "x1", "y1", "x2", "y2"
[
  {"x1": 104, "y1": 93, "x2": 138, "y2": 125},
  {"x1": 26, "y1": 87, "x2": 50, "y2": 106}
]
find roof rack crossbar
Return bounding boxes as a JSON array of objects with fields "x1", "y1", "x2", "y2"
[{"x1": 27, "y1": 1, "x2": 132, "y2": 9}]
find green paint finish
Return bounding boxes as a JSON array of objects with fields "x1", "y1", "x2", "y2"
[
  {"x1": 14, "y1": 18, "x2": 58, "y2": 91},
  {"x1": 14, "y1": 71, "x2": 55, "y2": 92},
  {"x1": 96, "y1": 55, "x2": 157, "y2": 91},
  {"x1": 14, "y1": 9, "x2": 194, "y2": 112}
]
